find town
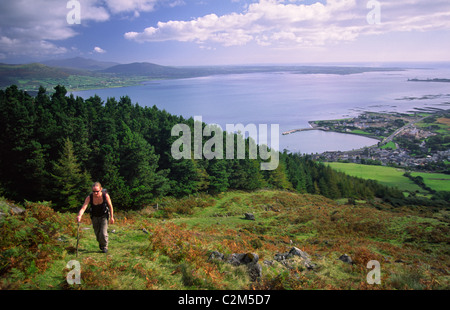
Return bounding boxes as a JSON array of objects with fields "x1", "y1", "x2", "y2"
[{"x1": 298, "y1": 110, "x2": 450, "y2": 173}]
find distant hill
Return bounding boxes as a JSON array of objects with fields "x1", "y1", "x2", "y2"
[
  {"x1": 0, "y1": 60, "x2": 405, "y2": 91},
  {"x1": 41, "y1": 57, "x2": 119, "y2": 71},
  {"x1": 0, "y1": 63, "x2": 90, "y2": 88},
  {"x1": 99, "y1": 62, "x2": 194, "y2": 78}
]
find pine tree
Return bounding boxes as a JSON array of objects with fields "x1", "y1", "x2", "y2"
[{"x1": 51, "y1": 138, "x2": 91, "y2": 210}]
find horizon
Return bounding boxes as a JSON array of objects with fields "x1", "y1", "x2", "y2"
[
  {"x1": 1, "y1": 1, "x2": 450, "y2": 66},
  {"x1": 4, "y1": 57, "x2": 450, "y2": 69}
]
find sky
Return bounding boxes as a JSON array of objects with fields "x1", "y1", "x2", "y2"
[{"x1": 1, "y1": 0, "x2": 450, "y2": 66}]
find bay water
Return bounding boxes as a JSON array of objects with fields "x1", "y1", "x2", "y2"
[{"x1": 72, "y1": 64, "x2": 450, "y2": 154}]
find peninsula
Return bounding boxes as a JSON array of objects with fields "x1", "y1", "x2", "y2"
[{"x1": 285, "y1": 109, "x2": 450, "y2": 173}]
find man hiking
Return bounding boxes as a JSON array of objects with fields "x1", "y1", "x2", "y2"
[{"x1": 76, "y1": 182, "x2": 115, "y2": 253}]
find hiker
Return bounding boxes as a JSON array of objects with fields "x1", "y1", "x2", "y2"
[{"x1": 76, "y1": 182, "x2": 115, "y2": 253}]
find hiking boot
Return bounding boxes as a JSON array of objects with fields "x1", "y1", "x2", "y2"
[{"x1": 101, "y1": 247, "x2": 108, "y2": 253}]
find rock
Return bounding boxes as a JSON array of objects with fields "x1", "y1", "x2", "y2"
[
  {"x1": 275, "y1": 247, "x2": 310, "y2": 261},
  {"x1": 244, "y1": 213, "x2": 255, "y2": 220},
  {"x1": 208, "y1": 251, "x2": 225, "y2": 261},
  {"x1": 274, "y1": 247, "x2": 316, "y2": 270},
  {"x1": 248, "y1": 262, "x2": 262, "y2": 282},
  {"x1": 338, "y1": 254, "x2": 353, "y2": 265},
  {"x1": 211, "y1": 251, "x2": 262, "y2": 281},
  {"x1": 142, "y1": 228, "x2": 149, "y2": 234},
  {"x1": 227, "y1": 252, "x2": 259, "y2": 266},
  {"x1": 10, "y1": 206, "x2": 25, "y2": 215},
  {"x1": 288, "y1": 247, "x2": 310, "y2": 260},
  {"x1": 0, "y1": 202, "x2": 25, "y2": 221}
]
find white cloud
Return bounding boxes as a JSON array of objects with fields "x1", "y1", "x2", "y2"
[
  {"x1": 103, "y1": 0, "x2": 184, "y2": 14},
  {"x1": 124, "y1": 0, "x2": 450, "y2": 49},
  {"x1": 0, "y1": 0, "x2": 109, "y2": 58},
  {"x1": 0, "y1": 0, "x2": 181, "y2": 59},
  {"x1": 93, "y1": 46, "x2": 107, "y2": 53}
]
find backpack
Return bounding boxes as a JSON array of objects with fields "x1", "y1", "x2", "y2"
[{"x1": 88, "y1": 189, "x2": 110, "y2": 219}]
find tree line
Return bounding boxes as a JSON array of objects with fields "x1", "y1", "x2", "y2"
[{"x1": 0, "y1": 85, "x2": 439, "y2": 211}]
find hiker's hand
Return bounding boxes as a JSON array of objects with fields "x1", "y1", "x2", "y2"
[
  {"x1": 110, "y1": 217, "x2": 115, "y2": 224},
  {"x1": 76, "y1": 215, "x2": 81, "y2": 223}
]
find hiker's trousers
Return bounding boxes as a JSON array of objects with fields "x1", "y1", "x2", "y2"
[{"x1": 92, "y1": 216, "x2": 108, "y2": 250}]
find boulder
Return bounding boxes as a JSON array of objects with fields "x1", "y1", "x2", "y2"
[
  {"x1": 275, "y1": 247, "x2": 316, "y2": 270},
  {"x1": 338, "y1": 254, "x2": 353, "y2": 265},
  {"x1": 227, "y1": 252, "x2": 259, "y2": 266},
  {"x1": 209, "y1": 251, "x2": 262, "y2": 281},
  {"x1": 208, "y1": 251, "x2": 225, "y2": 261},
  {"x1": 244, "y1": 213, "x2": 255, "y2": 220},
  {"x1": 0, "y1": 201, "x2": 25, "y2": 221}
]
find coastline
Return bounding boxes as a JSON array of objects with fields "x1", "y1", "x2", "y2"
[{"x1": 282, "y1": 118, "x2": 382, "y2": 142}]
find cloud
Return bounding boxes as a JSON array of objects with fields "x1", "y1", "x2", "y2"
[
  {"x1": 124, "y1": 0, "x2": 450, "y2": 48},
  {"x1": 0, "y1": 0, "x2": 181, "y2": 59},
  {"x1": 93, "y1": 46, "x2": 107, "y2": 53},
  {"x1": 103, "y1": 0, "x2": 185, "y2": 14},
  {"x1": 0, "y1": 0, "x2": 110, "y2": 58}
]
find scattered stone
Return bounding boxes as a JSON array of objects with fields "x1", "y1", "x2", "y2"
[
  {"x1": 208, "y1": 251, "x2": 225, "y2": 261},
  {"x1": 0, "y1": 202, "x2": 25, "y2": 221},
  {"x1": 208, "y1": 251, "x2": 262, "y2": 281},
  {"x1": 338, "y1": 254, "x2": 353, "y2": 265},
  {"x1": 244, "y1": 213, "x2": 255, "y2": 221},
  {"x1": 274, "y1": 247, "x2": 316, "y2": 270},
  {"x1": 142, "y1": 228, "x2": 149, "y2": 234}
]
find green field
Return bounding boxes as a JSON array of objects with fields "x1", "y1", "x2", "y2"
[
  {"x1": 410, "y1": 172, "x2": 450, "y2": 192},
  {"x1": 326, "y1": 162, "x2": 449, "y2": 193}
]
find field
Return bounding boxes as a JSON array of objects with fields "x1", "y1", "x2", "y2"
[
  {"x1": 1, "y1": 190, "x2": 449, "y2": 290},
  {"x1": 326, "y1": 162, "x2": 450, "y2": 193},
  {"x1": 410, "y1": 172, "x2": 450, "y2": 192},
  {"x1": 326, "y1": 163, "x2": 425, "y2": 193}
]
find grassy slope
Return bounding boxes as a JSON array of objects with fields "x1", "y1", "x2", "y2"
[
  {"x1": 1, "y1": 190, "x2": 449, "y2": 290},
  {"x1": 326, "y1": 162, "x2": 450, "y2": 193}
]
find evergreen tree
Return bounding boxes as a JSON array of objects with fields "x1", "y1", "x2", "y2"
[
  {"x1": 206, "y1": 159, "x2": 229, "y2": 193},
  {"x1": 51, "y1": 138, "x2": 91, "y2": 211}
]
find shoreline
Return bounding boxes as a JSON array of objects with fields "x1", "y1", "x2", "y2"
[{"x1": 282, "y1": 118, "x2": 382, "y2": 142}]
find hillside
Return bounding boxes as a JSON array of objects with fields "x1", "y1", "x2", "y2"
[
  {"x1": 0, "y1": 59, "x2": 405, "y2": 92},
  {"x1": 41, "y1": 57, "x2": 119, "y2": 71},
  {"x1": 99, "y1": 62, "x2": 189, "y2": 78},
  {"x1": 0, "y1": 63, "x2": 149, "y2": 91},
  {"x1": 0, "y1": 190, "x2": 449, "y2": 290}
]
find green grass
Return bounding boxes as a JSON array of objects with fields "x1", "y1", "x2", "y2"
[
  {"x1": 326, "y1": 162, "x2": 423, "y2": 192},
  {"x1": 327, "y1": 162, "x2": 450, "y2": 193},
  {"x1": 351, "y1": 129, "x2": 372, "y2": 135},
  {"x1": 410, "y1": 172, "x2": 450, "y2": 192},
  {"x1": 380, "y1": 141, "x2": 397, "y2": 150}
]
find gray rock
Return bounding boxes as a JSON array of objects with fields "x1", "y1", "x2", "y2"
[
  {"x1": 288, "y1": 247, "x2": 310, "y2": 260},
  {"x1": 338, "y1": 254, "x2": 353, "y2": 265},
  {"x1": 227, "y1": 252, "x2": 259, "y2": 266},
  {"x1": 212, "y1": 252, "x2": 262, "y2": 281},
  {"x1": 244, "y1": 213, "x2": 255, "y2": 220},
  {"x1": 208, "y1": 251, "x2": 225, "y2": 261},
  {"x1": 248, "y1": 262, "x2": 262, "y2": 282},
  {"x1": 275, "y1": 247, "x2": 316, "y2": 270},
  {"x1": 0, "y1": 203, "x2": 25, "y2": 221}
]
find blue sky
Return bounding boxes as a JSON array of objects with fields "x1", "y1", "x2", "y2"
[{"x1": 1, "y1": 0, "x2": 450, "y2": 65}]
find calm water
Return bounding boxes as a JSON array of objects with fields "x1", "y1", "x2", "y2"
[{"x1": 72, "y1": 64, "x2": 450, "y2": 154}]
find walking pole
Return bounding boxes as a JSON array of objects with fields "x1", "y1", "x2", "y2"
[{"x1": 76, "y1": 221, "x2": 80, "y2": 258}]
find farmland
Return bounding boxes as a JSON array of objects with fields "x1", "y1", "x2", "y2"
[{"x1": 326, "y1": 162, "x2": 449, "y2": 193}]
